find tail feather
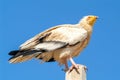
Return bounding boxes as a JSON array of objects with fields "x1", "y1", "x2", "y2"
[
  {"x1": 9, "y1": 50, "x2": 19, "y2": 56},
  {"x1": 36, "y1": 53, "x2": 55, "y2": 62},
  {"x1": 8, "y1": 50, "x2": 41, "y2": 63}
]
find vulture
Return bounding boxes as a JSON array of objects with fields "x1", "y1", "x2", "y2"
[{"x1": 8, "y1": 15, "x2": 98, "y2": 71}]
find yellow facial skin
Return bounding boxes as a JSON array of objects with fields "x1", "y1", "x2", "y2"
[{"x1": 87, "y1": 16, "x2": 98, "y2": 26}]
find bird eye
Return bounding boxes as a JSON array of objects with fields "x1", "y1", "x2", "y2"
[
  {"x1": 88, "y1": 16, "x2": 91, "y2": 18},
  {"x1": 87, "y1": 16, "x2": 91, "y2": 21}
]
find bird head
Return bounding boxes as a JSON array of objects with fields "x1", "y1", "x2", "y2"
[{"x1": 79, "y1": 15, "x2": 98, "y2": 26}]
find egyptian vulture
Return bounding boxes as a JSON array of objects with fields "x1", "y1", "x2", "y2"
[{"x1": 8, "y1": 15, "x2": 98, "y2": 71}]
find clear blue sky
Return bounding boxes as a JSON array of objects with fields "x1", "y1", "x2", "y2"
[{"x1": 0, "y1": 0, "x2": 120, "y2": 80}]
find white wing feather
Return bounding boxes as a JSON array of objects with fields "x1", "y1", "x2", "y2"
[
  {"x1": 20, "y1": 24, "x2": 87, "y2": 50},
  {"x1": 48, "y1": 26, "x2": 87, "y2": 45}
]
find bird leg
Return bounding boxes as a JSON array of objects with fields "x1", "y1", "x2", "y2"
[
  {"x1": 62, "y1": 56, "x2": 79, "y2": 72},
  {"x1": 62, "y1": 60, "x2": 69, "y2": 72},
  {"x1": 69, "y1": 57, "x2": 79, "y2": 72}
]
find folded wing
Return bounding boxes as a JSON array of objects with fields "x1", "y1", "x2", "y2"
[{"x1": 9, "y1": 24, "x2": 88, "y2": 63}]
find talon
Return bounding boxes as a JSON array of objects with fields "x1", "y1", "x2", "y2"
[
  {"x1": 62, "y1": 68, "x2": 69, "y2": 72},
  {"x1": 84, "y1": 66, "x2": 88, "y2": 72},
  {"x1": 68, "y1": 64, "x2": 79, "y2": 72},
  {"x1": 74, "y1": 64, "x2": 79, "y2": 69}
]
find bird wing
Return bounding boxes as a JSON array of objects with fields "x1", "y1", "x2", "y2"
[
  {"x1": 9, "y1": 24, "x2": 88, "y2": 63},
  {"x1": 19, "y1": 25, "x2": 60, "y2": 50},
  {"x1": 20, "y1": 24, "x2": 88, "y2": 51}
]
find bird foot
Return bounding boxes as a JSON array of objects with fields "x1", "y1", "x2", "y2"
[
  {"x1": 68, "y1": 64, "x2": 79, "y2": 72},
  {"x1": 62, "y1": 68, "x2": 69, "y2": 72}
]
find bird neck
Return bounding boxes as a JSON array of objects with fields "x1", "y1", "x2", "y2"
[{"x1": 78, "y1": 22, "x2": 93, "y2": 35}]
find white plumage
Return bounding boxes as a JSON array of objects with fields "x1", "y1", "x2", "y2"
[{"x1": 9, "y1": 15, "x2": 98, "y2": 71}]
